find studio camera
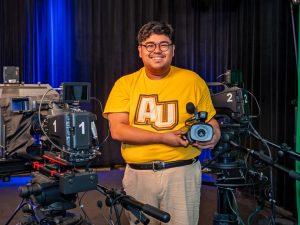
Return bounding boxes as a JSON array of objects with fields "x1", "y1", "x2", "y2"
[
  {"x1": 205, "y1": 70, "x2": 258, "y2": 225},
  {"x1": 0, "y1": 82, "x2": 101, "y2": 224},
  {"x1": 1, "y1": 81, "x2": 172, "y2": 225},
  {"x1": 35, "y1": 82, "x2": 99, "y2": 166},
  {"x1": 206, "y1": 70, "x2": 251, "y2": 171},
  {"x1": 208, "y1": 69, "x2": 250, "y2": 126},
  {"x1": 185, "y1": 102, "x2": 214, "y2": 143},
  {"x1": 19, "y1": 82, "x2": 100, "y2": 193},
  {"x1": 6, "y1": 82, "x2": 100, "y2": 167}
]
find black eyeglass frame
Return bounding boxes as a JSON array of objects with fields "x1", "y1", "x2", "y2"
[{"x1": 140, "y1": 42, "x2": 174, "y2": 52}]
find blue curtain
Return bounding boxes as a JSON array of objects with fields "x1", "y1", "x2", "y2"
[{"x1": 24, "y1": 0, "x2": 74, "y2": 88}]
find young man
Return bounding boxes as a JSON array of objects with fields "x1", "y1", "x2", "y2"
[{"x1": 103, "y1": 21, "x2": 221, "y2": 225}]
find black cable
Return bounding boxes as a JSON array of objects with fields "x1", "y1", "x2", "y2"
[
  {"x1": 201, "y1": 147, "x2": 234, "y2": 169},
  {"x1": 225, "y1": 189, "x2": 245, "y2": 225},
  {"x1": 83, "y1": 97, "x2": 109, "y2": 171},
  {"x1": 4, "y1": 199, "x2": 26, "y2": 225},
  {"x1": 102, "y1": 189, "x2": 125, "y2": 225},
  {"x1": 248, "y1": 122, "x2": 277, "y2": 225},
  {"x1": 115, "y1": 207, "x2": 124, "y2": 225},
  {"x1": 38, "y1": 88, "x2": 71, "y2": 154},
  {"x1": 113, "y1": 204, "x2": 122, "y2": 225},
  {"x1": 90, "y1": 97, "x2": 110, "y2": 148},
  {"x1": 77, "y1": 192, "x2": 93, "y2": 225},
  {"x1": 290, "y1": 1, "x2": 298, "y2": 69}
]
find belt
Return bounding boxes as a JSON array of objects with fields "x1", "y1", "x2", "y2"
[{"x1": 128, "y1": 157, "x2": 198, "y2": 171}]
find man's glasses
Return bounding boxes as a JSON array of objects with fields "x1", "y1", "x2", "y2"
[{"x1": 140, "y1": 42, "x2": 173, "y2": 52}]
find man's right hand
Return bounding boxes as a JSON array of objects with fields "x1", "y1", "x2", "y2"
[
  {"x1": 107, "y1": 112, "x2": 189, "y2": 147},
  {"x1": 161, "y1": 130, "x2": 189, "y2": 147}
]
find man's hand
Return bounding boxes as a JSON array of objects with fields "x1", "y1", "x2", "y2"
[
  {"x1": 108, "y1": 112, "x2": 189, "y2": 147},
  {"x1": 161, "y1": 130, "x2": 189, "y2": 147}
]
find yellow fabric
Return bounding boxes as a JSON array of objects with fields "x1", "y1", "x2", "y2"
[{"x1": 103, "y1": 66, "x2": 216, "y2": 163}]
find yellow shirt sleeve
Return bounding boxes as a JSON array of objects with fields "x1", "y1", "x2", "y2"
[{"x1": 103, "y1": 76, "x2": 130, "y2": 118}]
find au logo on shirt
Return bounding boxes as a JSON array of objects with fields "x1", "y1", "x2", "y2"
[{"x1": 134, "y1": 95, "x2": 178, "y2": 130}]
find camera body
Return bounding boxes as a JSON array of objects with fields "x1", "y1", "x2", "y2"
[
  {"x1": 42, "y1": 107, "x2": 98, "y2": 165},
  {"x1": 0, "y1": 82, "x2": 99, "y2": 168},
  {"x1": 185, "y1": 107, "x2": 214, "y2": 143},
  {"x1": 208, "y1": 81, "x2": 250, "y2": 124}
]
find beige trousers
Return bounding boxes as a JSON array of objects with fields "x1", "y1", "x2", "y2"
[{"x1": 123, "y1": 161, "x2": 202, "y2": 225}]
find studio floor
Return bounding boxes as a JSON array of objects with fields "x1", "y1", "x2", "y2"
[{"x1": 0, "y1": 169, "x2": 294, "y2": 225}]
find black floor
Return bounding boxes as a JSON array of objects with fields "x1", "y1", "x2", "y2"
[{"x1": 0, "y1": 169, "x2": 295, "y2": 225}]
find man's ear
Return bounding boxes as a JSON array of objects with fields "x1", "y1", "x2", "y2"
[
  {"x1": 172, "y1": 45, "x2": 175, "y2": 57},
  {"x1": 138, "y1": 45, "x2": 142, "y2": 58}
]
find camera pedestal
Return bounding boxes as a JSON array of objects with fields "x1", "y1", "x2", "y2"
[
  {"x1": 213, "y1": 187, "x2": 238, "y2": 225},
  {"x1": 209, "y1": 142, "x2": 252, "y2": 225}
]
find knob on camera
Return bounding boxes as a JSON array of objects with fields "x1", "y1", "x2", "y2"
[{"x1": 185, "y1": 103, "x2": 214, "y2": 143}]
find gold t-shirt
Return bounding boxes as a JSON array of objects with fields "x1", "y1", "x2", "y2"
[{"x1": 103, "y1": 66, "x2": 216, "y2": 163}]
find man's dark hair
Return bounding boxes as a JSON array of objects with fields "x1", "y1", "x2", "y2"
[{"x1": 137, "y1": 21, "x2": 174, "y2": 44}]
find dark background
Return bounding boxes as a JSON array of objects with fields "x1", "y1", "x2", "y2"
[{"x1": 0, "y1": 0, "x2": 298, "y2": 218}]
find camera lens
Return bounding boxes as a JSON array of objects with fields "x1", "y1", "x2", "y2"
[
  {"x1": 189, "y1": 124, "x2": 213, "y2": 142},
  {"x1": 197, "y1": 129, "x2": 206, "y2": 138}
]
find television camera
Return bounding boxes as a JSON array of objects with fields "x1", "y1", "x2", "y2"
[
  {"x1": 0, "y1": 82, "x2": 98, "y2": 166},
  {"x1": 206, "y1": 70, "x2": 253, "y2": 225},
  {"x1": 204, "y1": 70, "x2": 300, "y2": 225},
  {"x1": 208, "y1": 80, "x2": 250, "y2": 171},
  {"x1": 0, "y1": 82, "x2": 101, "y2": 224},
  {"x1": 1, "y1": 82, "x2": 170, "y2": 225}
]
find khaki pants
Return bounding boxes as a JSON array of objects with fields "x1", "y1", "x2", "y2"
[{"x1": 123, "y1": 161, "x2": 202, "y2": 225}]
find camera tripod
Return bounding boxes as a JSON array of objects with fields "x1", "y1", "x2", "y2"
[
  {"x1": 203, "y1": 127, "x2": 262, "y2": 225},
  {"x1": 204, "y1": 123, "x2": 300, "y2": 225},
  {"x1": 5, "y1": 170, "x2": 170, "y2": 225}
]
